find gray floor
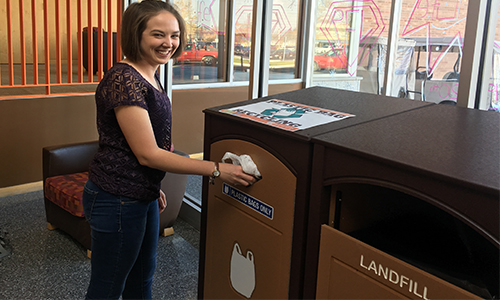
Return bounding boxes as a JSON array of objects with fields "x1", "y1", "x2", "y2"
[
  {"x1": 0, "y1": 189, "x2": 200, "y2": 300},
  {"x1": 185, "y1": 175, "x2": 203, "y2": 206}
]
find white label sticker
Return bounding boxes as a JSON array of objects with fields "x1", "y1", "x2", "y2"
[{"x1": 223, "y1": 183, "x2": 274, "y2": 220}]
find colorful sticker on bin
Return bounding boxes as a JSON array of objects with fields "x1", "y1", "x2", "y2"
[
  {"x1": 220, "y1": 99, "x2": 355, "y2": 132},
  {"x1": 223, "y1": 183, "x2": 274, "y2": 220}
]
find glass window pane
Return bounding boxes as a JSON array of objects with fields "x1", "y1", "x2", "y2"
[
  {"x1": 269, "y1": 0, "x2": 301, "y2": 80},
  {"x1": 396, "y1": 0, "x2": 467, "y2": 103},
  {"x1": 488, "y1": 7, "x2": 500, "y2": 112},
  {"x1": 311, "y1": 0, "x2": 468, "y2": 101},
  {"x1": 311, "y1": 0, "x2": 390, "y2": 93},
  {"x1": 233, "y1": 0, "x2": 253, "y2": 82},
  {"x1": 173, "y1": 0, "x2": 226, "y2": 84}
]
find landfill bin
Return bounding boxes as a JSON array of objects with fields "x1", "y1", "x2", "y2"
[
  {"x1": 199, "y1": 86, "x2": 431, "y2": 299},
  {"x1": 309, "y1": 104, "x2": 500, "y2": 299}
]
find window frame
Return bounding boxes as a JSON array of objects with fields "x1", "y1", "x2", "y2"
[
  {"x1": 164, "y1": 0, "x2": 309, "y2": 98},
  {"x1": 477, "y1": 0, "x2": 499, "y2": 110}
]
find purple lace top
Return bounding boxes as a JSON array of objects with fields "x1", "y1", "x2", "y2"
[{"x1": 89, "y1": 63, "x2": 172, "y2": 201}]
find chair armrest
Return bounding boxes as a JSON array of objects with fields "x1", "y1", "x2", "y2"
[
  {"x1": 160, "y1": 149, "x2": 189, "y2": 229},
  {"x1": 43, "y1": 141, "x2": 99, "y2": 181}
]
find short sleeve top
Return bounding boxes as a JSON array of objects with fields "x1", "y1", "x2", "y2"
[{"x1": 88, "y1": 62, "x2": 171, "y2": 201}]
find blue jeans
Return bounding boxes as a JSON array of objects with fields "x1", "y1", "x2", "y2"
[{"x1": 82, "y1": 180, "x2": 159, "y2": 300}]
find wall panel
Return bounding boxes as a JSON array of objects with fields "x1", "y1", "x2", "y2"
[{"x1": 0, "y1": 95, "x2": 97, "y2": 188}]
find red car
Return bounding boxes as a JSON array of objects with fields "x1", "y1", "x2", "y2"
[
  {"x1": 314, "y1": 50, "x2": 347, "y2": 71},
  {"x1": 175, "y1": 43, "x2": 218, "y2": 66}
]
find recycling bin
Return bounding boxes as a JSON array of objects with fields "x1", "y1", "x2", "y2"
[
  {"x1": 198, "y1": 86, "x2": 431, "y2": 299},
  {"x1": 203, "y1": 139, "x2": 296, "y2": 299}
]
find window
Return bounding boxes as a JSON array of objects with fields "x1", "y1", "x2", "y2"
[
  {"x1": 268, "y1": 0, "x2": 302, "y2": 80},
  {"x1": 172, "y1": 0, "x2": 226, "y2": 84},
  {"x1": 398, "y1": 0, "x2": 466, "y2": 104},
  {"x1": 311, "y1": 0, "x2": 390, "y2": 93},
  {"x1": 171, "y1": 0, "x2": 303, "y2": 86},
  {"x1": 233, "y1": 0, "x2": 254, "y2": 82},
  {"x1": 309, "y1": 0, "x2": 470, "y2": 105}
]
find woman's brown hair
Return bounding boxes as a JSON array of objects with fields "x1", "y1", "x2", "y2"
[{"x1": 121, "y1": 0, "x2": 186, "y2": 62}]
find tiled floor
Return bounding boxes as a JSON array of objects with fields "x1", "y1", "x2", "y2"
[{"x1": 0, "y1": 189, "x2": 200, "y2": 300}]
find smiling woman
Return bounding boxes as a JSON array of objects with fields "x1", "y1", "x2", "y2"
[
  {"x1": 81, "y1": 1, "x2": 256, "y2": 299},
  {"x1": 122, "y1": 10, "x2": 181, "y2": 88}
]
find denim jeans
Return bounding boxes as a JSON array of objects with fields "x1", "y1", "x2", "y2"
[{"x1": 82, "y1": 180, "x2": 159, "y2": 300}]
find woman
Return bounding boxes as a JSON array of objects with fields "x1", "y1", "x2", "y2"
[{"x1": 82, "y1": 1, "x2": 256, "y2": 299}]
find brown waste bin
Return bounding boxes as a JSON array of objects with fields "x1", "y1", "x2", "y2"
[
  {"x1": 198, "y1": 86, "x2": 432, "y2": 299},
  {"x1": 309, "y1": 104, "x2": 499, "y2": 299}
]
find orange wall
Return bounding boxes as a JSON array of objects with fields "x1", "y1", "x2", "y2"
[{"x1": 0, "y1": 0, "x2": 120, "y2": 64}]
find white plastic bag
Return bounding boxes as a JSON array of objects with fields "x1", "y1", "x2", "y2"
[
  {"x1": 222, "y1": 152, "x2": 262, "y2": 180},
  {"x1": 230, "y1": 242, "x2": 256, "y2": 298}
]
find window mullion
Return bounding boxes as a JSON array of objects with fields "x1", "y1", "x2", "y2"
[
  {"x1": 304, "y1": 0, "x2": 318, "y2": 88},
  {"x1": 478, "y1": 0, "x2": 499, "y2": 110},
  {"x1": 382, "y1": 0, "x2": 403, "y2": 96},
  {"x1": 248, "y1": 0, "x2": 264, "y2": 99},
  {"x1": 457, "y1": 0, "x2": 489, "y2": 108},
  {"x1": 259, "y1": 0, "x2": 273, "y2": 97},
  {"x1": 228, "y1": 0, "x2": 236, "y2": 84}
]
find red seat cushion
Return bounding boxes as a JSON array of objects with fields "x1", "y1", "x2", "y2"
[{"x1": 44, "y1": 172, "x2": 88, "y2": 217}]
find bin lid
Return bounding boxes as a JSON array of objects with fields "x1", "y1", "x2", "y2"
[
  {"x1": 313, "y1": 104, "x2": 500, "y2": 244},
  {"x1": 204, "y1": 86, "x2": 432, "y2": 140}
]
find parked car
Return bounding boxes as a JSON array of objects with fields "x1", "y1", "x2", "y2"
[
  {"x1": 175, "y1": 43, "x2": 218, "y2": 66},
  {"x1": 234, "y1": 44, "x2": 250, "y2": 57},
  {"x1": 313, "y1": 50, "x2": 347, "y2": 70},
  {"x1": 270, "y1": 48, "x2": 296, "y2": 60}
]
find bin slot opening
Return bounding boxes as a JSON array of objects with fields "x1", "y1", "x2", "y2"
[{"x1": 330, "y1": 183, "x2": 499, "y2": 299}]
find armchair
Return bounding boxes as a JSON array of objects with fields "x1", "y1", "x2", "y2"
[{"x1": 42, "y1": 141, "x2": 188, "y2": 257}]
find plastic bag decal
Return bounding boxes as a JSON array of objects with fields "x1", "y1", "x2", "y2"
[{"x1": 230, "y1": 242, "x2": 256, "y2": 298}]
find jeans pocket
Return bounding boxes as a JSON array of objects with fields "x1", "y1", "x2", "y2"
[{"x1": 82, "y1": 181, "x2": 99, "y2": 222}]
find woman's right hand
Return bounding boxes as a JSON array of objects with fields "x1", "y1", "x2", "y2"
[{"x1": 217, "y1": 162, "x2": 257, "y2": 187}]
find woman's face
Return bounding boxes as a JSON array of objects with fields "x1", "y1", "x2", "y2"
[{"x1": 140, "y1": 11, "x2": 180, "y2": 67}]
